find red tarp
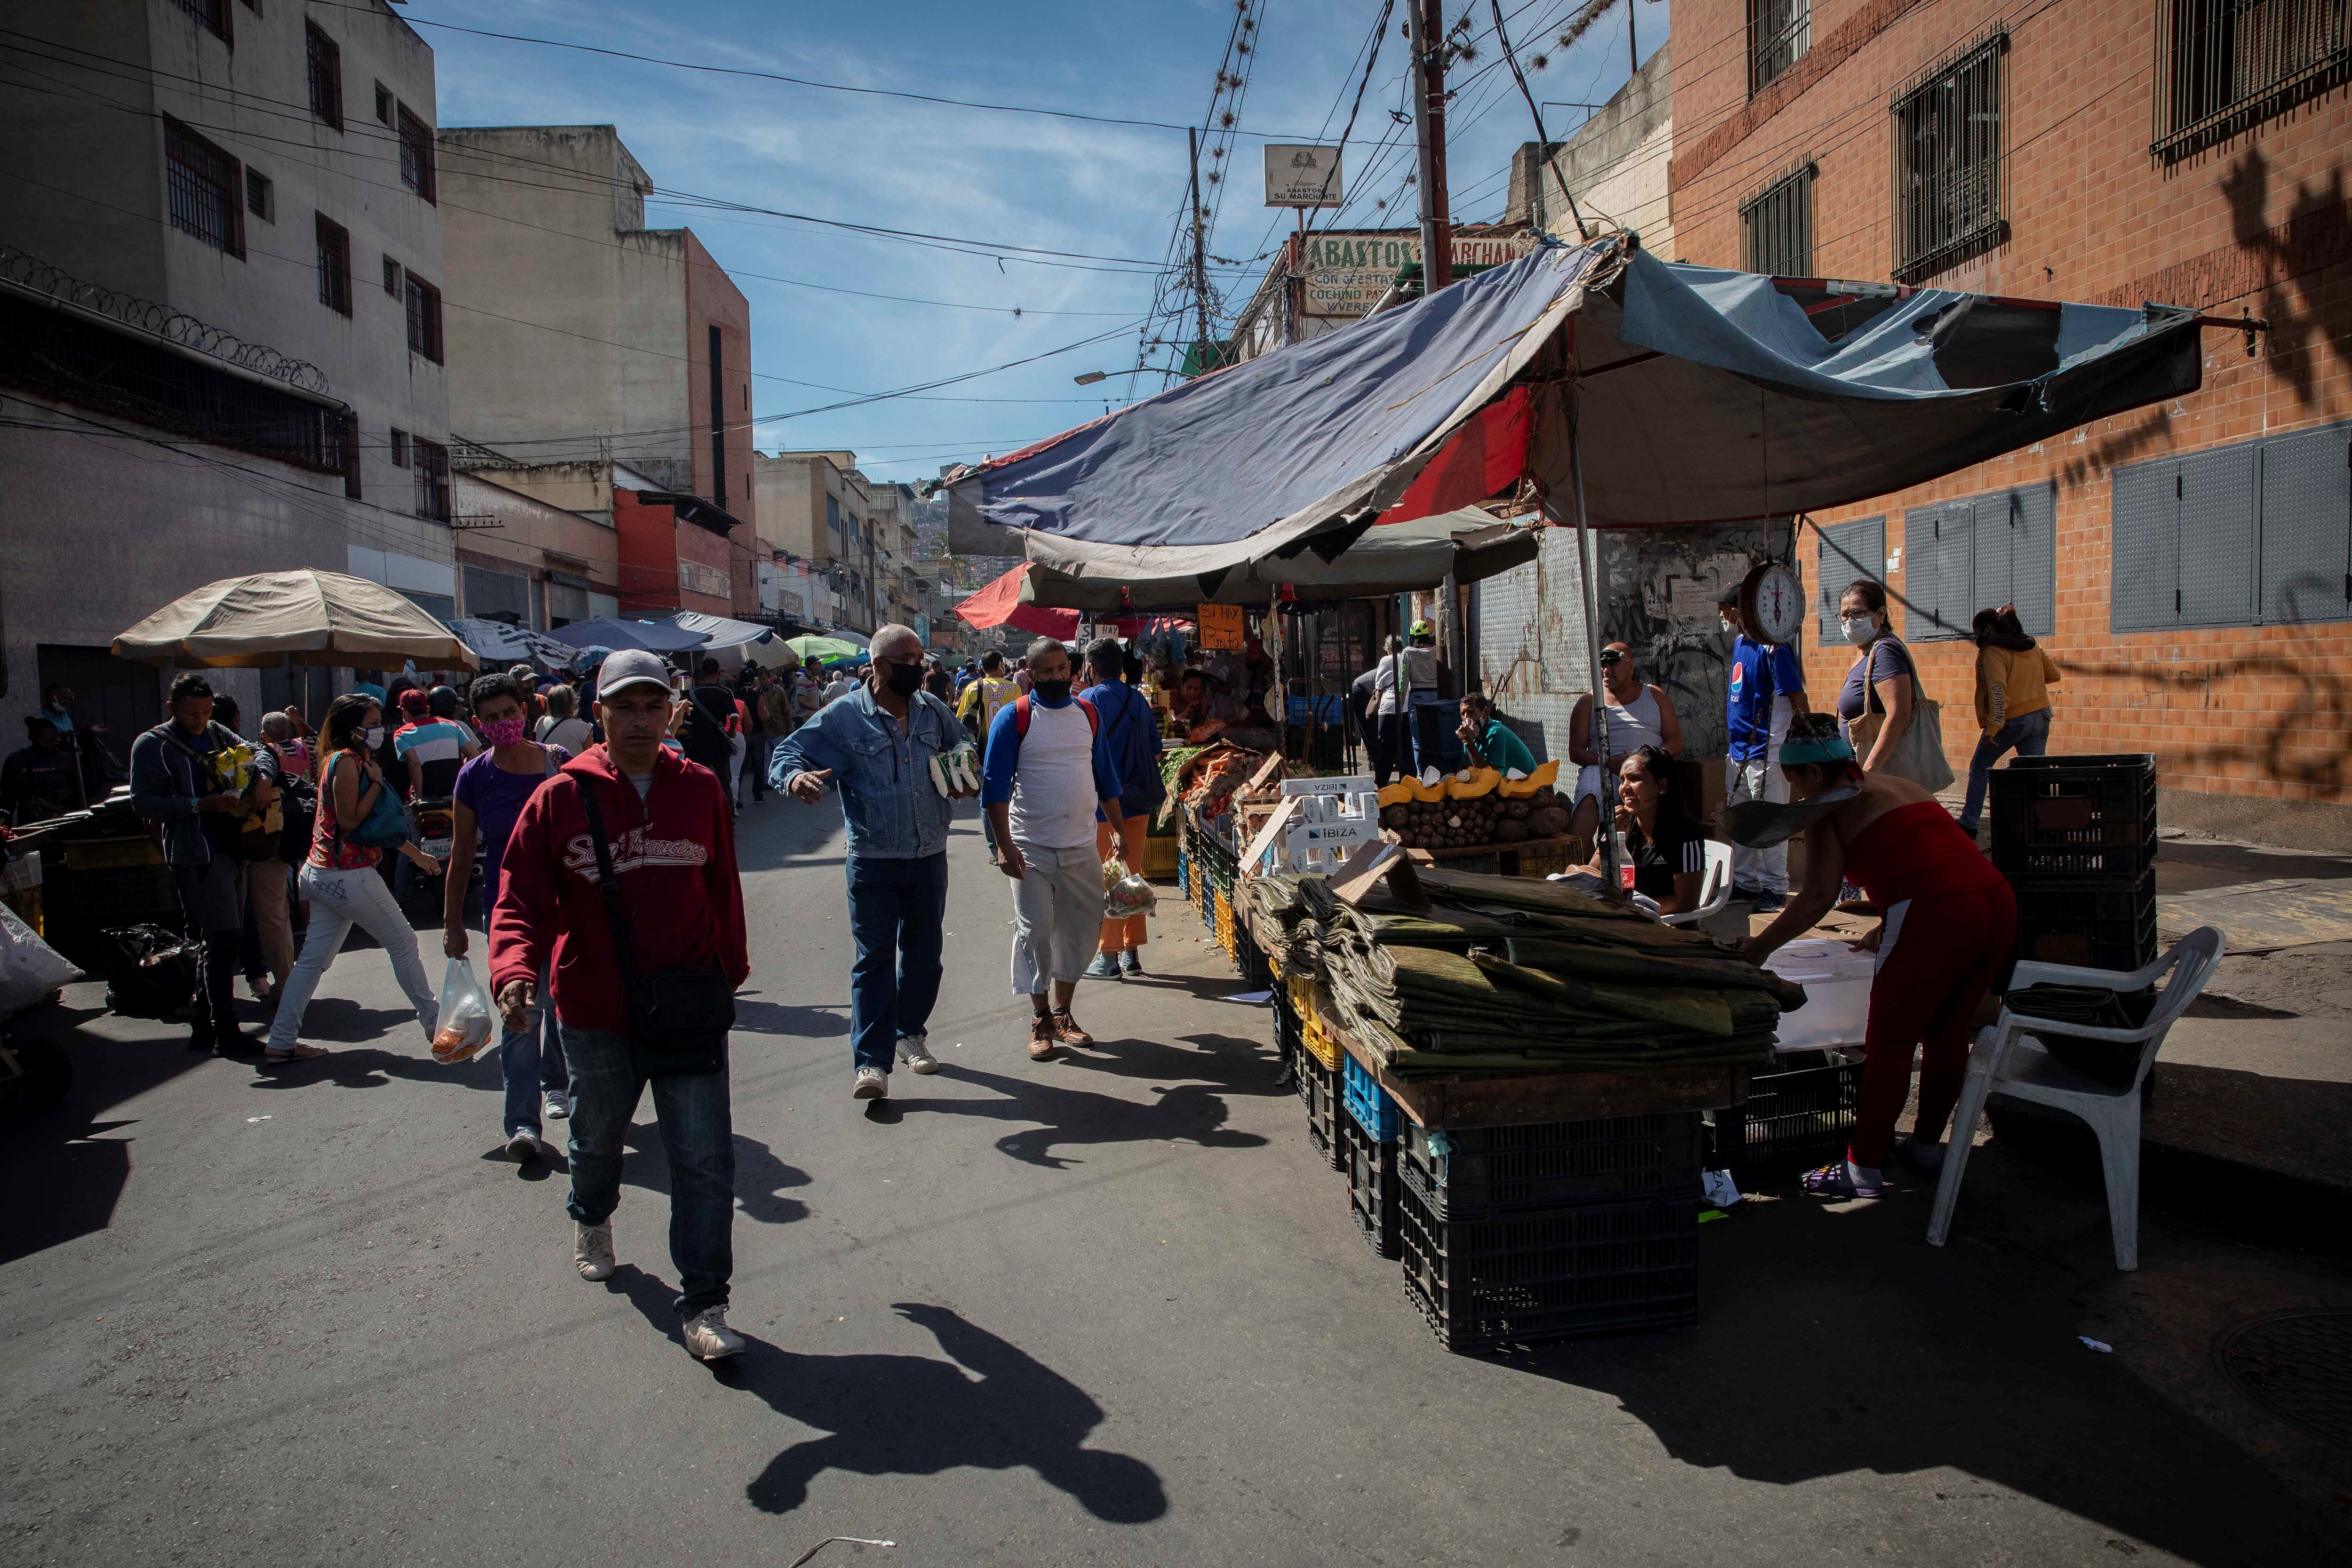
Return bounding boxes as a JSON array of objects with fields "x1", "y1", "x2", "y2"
[
  {"x1": 956, "y1": 563, "x2": 1081, "y2": 638},
  {"x1": 1377, "y1": 384, "x2": 1532, "y2": 527}
]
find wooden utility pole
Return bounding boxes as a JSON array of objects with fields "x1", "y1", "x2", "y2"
[
  {"x1": 1187, "y1": 127, "x2": 1213, "y2": 370},
  {"x1": 1407, "y1": 0, "x2": 1452, "y2": 294}
]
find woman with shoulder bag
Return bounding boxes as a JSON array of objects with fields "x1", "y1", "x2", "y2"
[
  {"x1": 1835, "y1": 578, "x2": 1954, "y2": 793},
  {"x1": 263, "y1": 694, "x2": 443, "y2": 1063}
]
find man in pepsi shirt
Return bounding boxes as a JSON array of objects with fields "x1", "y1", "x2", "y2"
[{"x1": 1720, "y1": 591, "x2": 1810, "y2": 913}]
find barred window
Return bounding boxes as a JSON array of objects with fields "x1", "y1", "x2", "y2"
[
  {"x1": 245, "y1": 167, "x2": 273, "y2": 222},
  {"x1": 1891, "y1": 32, "x2": 2008, "y2": 284},
  {"x1": 413, "y1": 437, "x2": 452, "y2": 522},
  {"x1": 1740, "y1": 164, "x2": 1816, "y2": 276},
  {"x1": 389, "y1": 428, "x2": 408, "y2": 470},
  {"x1": 397, "y1": 105, "x2": 436, "y2": 202},
  {"x1": 382, "y1": 255, "x2": 401, "y2": 297},
  {"x1": 373, "y1": 82, "x2": 393, "y2": 125},
  {"x1": 1749, "y1": 0, "x2": 1810, "y2": 93},
  {"x1": 164, "y1": 117, "x2": 242, "y2": 257},
  {"x1": 173, "y1": 0, "x2": 231, "y2": 42},
  {"x1": 305, "y1": 23, "x2": 342, "y2": 129},
  {"x1": 404, "y1": 272, "x2": 443, "y2": 362},
  {"x1": 315, "y1": 212, "x2": 351, "y2": 316},
  {"x1": 2153, "y1": 0, "x2": 2352, "y2": 162}
]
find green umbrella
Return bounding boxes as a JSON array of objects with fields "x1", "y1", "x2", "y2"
[{"x1": 786, "y1": 634, "x2": 864, "y2": 662}]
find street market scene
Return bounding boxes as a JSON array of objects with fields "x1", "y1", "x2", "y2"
[{"x1": 1, "y1": 0, "x2": 2349, "y2": 1563}]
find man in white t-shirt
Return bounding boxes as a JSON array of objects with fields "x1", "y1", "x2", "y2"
[{"x1": 980, "y1": 639, "x2": 1126, "y2": 1062}]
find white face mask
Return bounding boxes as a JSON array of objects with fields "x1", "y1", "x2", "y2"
[
  {"x1": 1840, "y1": 615, "x2": 1878, "y2": 647},
  {"x1": 360, "y1": 724, "x2": 386, "y2": 748}
]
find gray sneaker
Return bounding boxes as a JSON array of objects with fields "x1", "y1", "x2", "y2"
[
  {"x1": 1084, "y1": 951, "x2": 1123, "y2": 980},
  {"x1": 506, "y1": 1127, "x2": 542, "y2": 1162},
  {"x1": 898, "y1": 1035, "x2": 939, "y2": 1075},
  {"x1": 852, "y1": 1065, "x2": 889, "y2": 1100},
  {"x1": 574, "y1": 1220, "x2": 615, "y2": 1281},
  {"x1": 682, "y1": 1306, "x2": 745, "y2": 1361},
  {"x1": 541, "y1": 1089, "x2": 571, "y2": 1121},
  {"x1": 1120, "y1": 948, "x2": 1144, "y2": 976}
]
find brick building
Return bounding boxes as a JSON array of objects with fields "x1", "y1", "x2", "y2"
[{"x1": 1667, "y1": 0, "x2": 2351, "y2": 842}]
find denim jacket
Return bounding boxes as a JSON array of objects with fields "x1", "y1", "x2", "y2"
[{"x1": 766, "y1": 686, "x2": 961, "y2": 859}]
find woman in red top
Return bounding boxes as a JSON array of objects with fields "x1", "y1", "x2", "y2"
[{"x1": 1741, "y1": 715, "x2": 2017, "y2": 1198}]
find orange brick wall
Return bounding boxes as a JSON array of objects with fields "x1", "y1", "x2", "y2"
[{"x1": 1667, "y1": 0, "x2": 2352, "y2": 816}]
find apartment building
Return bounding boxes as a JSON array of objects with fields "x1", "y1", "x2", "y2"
[
  {"x1": 436, "y1": 124, "x2": 758, "y2": 621},
  {"x1": 0, "y1": 0, "x2": 456, "y2": 740},
  {"x1": 754, "y1": 450, "x2": 889, "y2": 635},
  {"x1": 1668, "y1": 0, "x2": 2351, "y2": 839}
]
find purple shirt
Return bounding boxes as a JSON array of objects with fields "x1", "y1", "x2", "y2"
[{"x1": 453, "y1": 745, "x2": 569, "y2": 907}]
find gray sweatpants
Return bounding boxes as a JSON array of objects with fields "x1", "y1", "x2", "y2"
[{"x1": 1008, "y1": 839, "x2": 1105, "y2": 995}]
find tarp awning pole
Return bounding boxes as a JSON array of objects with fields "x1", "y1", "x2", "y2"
[{"x1": 1566, "y1": 374, "x2": 1617, "y2": 888}]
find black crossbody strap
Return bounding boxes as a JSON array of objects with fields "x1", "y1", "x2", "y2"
[{"x1": 574, "y1": 778, "x2": 637, "y2": 995}]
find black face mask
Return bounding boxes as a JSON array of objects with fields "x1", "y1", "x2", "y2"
[
  {"x1": 1033, "y1": 679, "x2": 1072, "y2": 704},
  {"x1": 883, "y1": 661, "x2": 924, "y2": 697}
]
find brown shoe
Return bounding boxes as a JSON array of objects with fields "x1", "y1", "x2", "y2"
[
  {"x1": 1049, "y1": 1008, "x2": 1094, "y2": 1047},
  {"x1": 1027, "y1": 1013, "x2": 1057, "y2": 1060}
]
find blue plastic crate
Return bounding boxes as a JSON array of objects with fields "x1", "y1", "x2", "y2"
[
  {"x1": 1176, "y1": 851, "x2": 1191, "y2": 899},
  {"x1": 1343, "y1": 1053, "x2": 1400, "y2": 1142}
]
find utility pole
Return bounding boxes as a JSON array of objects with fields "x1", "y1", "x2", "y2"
[
  {"x1": 1187, "y1": 127, "x2": 1213, "y2": 372},
  {"x1": 1406, "y1": 0, "x2": 1453, "y2": 294},
  {"x1": 1627, "y1": 0, "x2": 1639, "y2": 78}
]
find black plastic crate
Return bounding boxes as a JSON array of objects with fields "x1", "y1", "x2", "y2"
[
  {"x1": 1397, "y1": 1184, "x2": 1699, "y2": 1352},
  {"x1": 1989, "y1": 754, "x2": 2157, "y2": 879},
  {"x1": 1236, "y1": 935, "x2": 1272, "y2": 989},
  {"x1": 1398, "y1": 1112, "x2": 1704, "y2": 1220},
  {"x1": 1341, "y1": 1115, "x2": 1402, "y2": 1259},
  {"x1": 1299, "y1": 1053, "x2": 1344, "y2": 1170},
  {"x1": 2011, "y1": 868, "x2": 2158, "y2": 972},
  {"x1": 1708, "y1": 1052, "x2": 1861, "y2": 1182}
]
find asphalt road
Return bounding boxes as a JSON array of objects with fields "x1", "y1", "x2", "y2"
[{"x1": 3, "y1": 797, "x2": 2345, "y2": 1567}]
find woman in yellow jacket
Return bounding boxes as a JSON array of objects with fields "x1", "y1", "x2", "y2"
[{"x1": 1957, "y1": 604, "x2": 2061, "y2": 837}]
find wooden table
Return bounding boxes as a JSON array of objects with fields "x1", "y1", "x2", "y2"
[{"x1": 1401, "y1": 834, "x2": 1578, "y2": 878}]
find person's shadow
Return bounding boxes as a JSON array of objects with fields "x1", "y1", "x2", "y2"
[
  {"x1": 899, "y1": 1058, "x2": 1269, "y2": 1170},
  {"x1": 611, "y1": 1273, "x2": 1165, "y2": 1522},
  {"x1": 620, "y1": 1122, "x2": 811, "y2": 1225}
]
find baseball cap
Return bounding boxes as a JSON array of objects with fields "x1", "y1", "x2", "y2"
[{"x1": 595, "y1": 647, "x2": 674, "y2": 700}]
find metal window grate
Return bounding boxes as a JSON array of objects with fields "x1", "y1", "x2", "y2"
[
  {"x1": 396, "y1": 105, "x2": 436, "y2": 202},
  {"x1": 315, "y1": 213, "x2": 350, "y2": 316},
  {"x1": 413, "y1": 437, "x2": 452, "y2": 521},
  {"x1": 1749, "y1": 0, "x2": 1811, "y2": 92},
  {"x1": 2153, "y1": 0, "x2": 2351, "y2": 162},
  {"x1": 1740, "y1": 163, "x2": 1816, "y2": 276},
  {"x1": 304, "y1": 23, "x2": 342, "y2": 129},
  {"x1": 0, "y1": 292, "x2": 343, "y2": 472},
  {"x1": 404, "y1": 273, "x2": 443, "y2": 362},
  {"x1": 164, "y1": 118, "x2": 242, "y2": 257},
  {"x1": 381, "y1": 254, "x2": 401, "y2": 297},
  {"x1": 1891, "y1": 31, "x2": 2008, "y2": 284},
  {"x1": 244, "y1": 167, "x2": 272, "y2": 221},
  {"x1": 173, "y1": 0, "x2": 230, "y2": 42}
]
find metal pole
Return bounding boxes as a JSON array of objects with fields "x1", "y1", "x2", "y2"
[
  {"x1": 1407, "y1": 0, "x2": 1453, "y2": 294},
  {"x1": 1188, "y1": 127, "x2": 1212, "y2": 369},
  {"x1": 1566, "y1": 379, "x2": 1616, "y2": 887}
]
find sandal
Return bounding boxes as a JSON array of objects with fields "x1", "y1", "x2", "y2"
[
  {"x1": 1800, "y1": 1161, "x2": 1885, "y2": 1199},
  {"x1": 1049, "y1": 1008, "x2": 1094, "y2": 1047},
  {"x1": 263, "y1": 1043, "x2": 330, "y2": 1064}
]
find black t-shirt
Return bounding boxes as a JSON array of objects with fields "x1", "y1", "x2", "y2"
[
  {"x1": 681, "y1": 683, "x2": 738, "y2": 770},
  {"x1": 1629, "y1": 804, "x2": 1708, "y2": 904}
]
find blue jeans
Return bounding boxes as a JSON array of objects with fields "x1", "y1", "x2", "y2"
[
  {"x1": 559, "y1": 1019, "x2": 735, "y2": 1317},
  {"x1": 478, "y1": 906, "x2": 563, "y2": 1137},
  {"x1": 1959, "y1": 706, "x2": 2052, "y2": 832},
  {"x1": 846, "y1": 852, "x2": 948, "y2": 1074}
]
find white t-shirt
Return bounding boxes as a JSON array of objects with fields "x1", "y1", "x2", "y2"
[{"x1": 1008, "y1": 700, "x2": 1099, "y2": 850}]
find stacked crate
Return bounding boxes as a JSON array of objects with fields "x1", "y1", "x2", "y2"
[
  {"x1": 1340, "y1": 1056, "x2": 1404, "y2": 1259},
  {"x1": 1394, "y1": 1112, "x2": 1704, "y2": 1351},
  {"x1": 1989, "y1": 754, "x2": 2159, "y2": 973}
]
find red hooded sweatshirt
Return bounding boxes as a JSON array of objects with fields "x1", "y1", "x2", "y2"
[{"x1": 490, "y1": 745, "x2": 749, "y2": 1034}]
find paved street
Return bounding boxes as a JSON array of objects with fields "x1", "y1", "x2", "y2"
[{"x1": 4, "y1": 800, "x2": 2347, "y2": 1568}]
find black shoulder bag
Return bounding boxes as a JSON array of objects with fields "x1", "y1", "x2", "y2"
[{"x1": 575, "y1": 774, "x2": 734, "y2": 1077}]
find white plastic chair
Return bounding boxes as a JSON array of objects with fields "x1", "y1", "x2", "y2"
[
  {"x1": 1925, "y1": 926, "x2": 2225, "y2": 1271},
  {"x1": 1659, "y1": 840, "x2": 1734, "y2": 927}
]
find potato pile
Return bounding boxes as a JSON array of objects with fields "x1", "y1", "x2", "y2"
[{"x1": 1378, "y1": 786, "x2": 1571, "y2": 851}]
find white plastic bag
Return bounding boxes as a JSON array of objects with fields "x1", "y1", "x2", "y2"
[
  {"x1": 1102, "y1": 858, "x2": 1157, "y2": 920},
  {"x1": 0, "y1": 900, "x2": 82, "y2": 1014},
  {"x1": 431, "y1": 955, "x2": 496, "y2": 1064}
]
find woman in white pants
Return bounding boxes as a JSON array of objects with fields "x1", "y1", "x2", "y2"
[{"x1": 264, "y1": 693, "x2": 441, "y2": 1062}]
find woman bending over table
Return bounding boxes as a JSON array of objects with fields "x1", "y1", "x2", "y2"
[{"x1": 1738, "y1": 715, "x2": 2016, "y2": 1199}]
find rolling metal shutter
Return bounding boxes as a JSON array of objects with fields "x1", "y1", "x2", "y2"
[
  {"x1": 1905, "y1": 501, "x2": 1974, "y2": 641},
  {"x1": 2109, "y1": 456, "x2": 2180, "y2": 634},
  {"x1": 2257, "y1": 422, "x2": 2352, "y2": 626},
  {"x1": 2177, "y1": 443, "x2": 2257, "y2": 628},
  {"x1": 1815, "y1": 515, "x2": 1886, "y2": 637}
]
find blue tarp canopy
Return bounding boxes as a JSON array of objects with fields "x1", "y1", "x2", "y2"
[
  {"x1": 946, "y1": 236, "x2": 2205, "y2": 581},
  {"x1": 549, "y1": 616, "x2": 711, "y2": 655}
]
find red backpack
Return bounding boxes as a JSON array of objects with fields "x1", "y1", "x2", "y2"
[{"x1": 1011, "y1": 693, "x2": 1097, "y2": 737}]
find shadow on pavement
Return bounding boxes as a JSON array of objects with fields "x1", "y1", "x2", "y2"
[
  {"x1": 731, "y1": 995, "x2": 847, "y2": 1038},
  {"x1": 608, "y1": 1271, "x2": 1167, "y2": 1522},
  {"x1": 901, "y1": 1059, "x2": 1268, "y2": 1170},
  {"x1": 1507, "y1": 1169, "x2": 2344, "y2": 1564},
  {"x1": 622, "y1": 1122, "x2": 811, "y2": 1225}
]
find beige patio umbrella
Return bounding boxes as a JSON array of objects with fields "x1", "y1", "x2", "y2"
[{"x1": 112, "y1": 570, "x2": 478, "y2": 670}]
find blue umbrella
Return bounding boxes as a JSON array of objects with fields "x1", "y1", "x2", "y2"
[{"x1": 554, "y1": 617, "x2": 712, "y2": 655}]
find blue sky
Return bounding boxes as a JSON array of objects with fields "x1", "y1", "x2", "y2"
[{"x1": 426, "y1": 0, "x2": 1660, "y2": 482}]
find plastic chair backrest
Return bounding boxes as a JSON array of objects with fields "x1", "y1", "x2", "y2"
[
  {"x1": 2139, "y1": 925, "x2": 2225, "y2": 1038},
  {"x1": 1700, "y1": 839, "x2": 1733, "y2": 907}
]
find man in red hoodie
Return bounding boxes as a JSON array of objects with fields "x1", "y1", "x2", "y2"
[{"x1": 491, "y1": 648, "x2": 751, "y2": 1361}]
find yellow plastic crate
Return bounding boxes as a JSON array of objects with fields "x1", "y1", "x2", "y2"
[{"x1": 1140, "y1": 834, "x2": 1179, "y2": 880}]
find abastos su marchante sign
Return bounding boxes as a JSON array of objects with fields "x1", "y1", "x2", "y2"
[{"x1": 1297, "y1": 230, "x2": 1537, "y2": 317}]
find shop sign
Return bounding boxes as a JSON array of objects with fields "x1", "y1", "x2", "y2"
[
  {"x1": 1197, "y1": 603, "x2": 1245, "y2": 650},
  {"x1": 1263, "y1": 145, "x2": 1343, "y2": 208},
  {"x1": 1298, "y1": 230, "x2": 1538, "y2": 317}
]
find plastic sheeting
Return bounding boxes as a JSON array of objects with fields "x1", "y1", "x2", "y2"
[
  {"x1": 949, "y1": 236, "x2": 2206, "y2": 581},
  {"x1": 667, "y1": 612, "x2": 779, "y2": 649}
]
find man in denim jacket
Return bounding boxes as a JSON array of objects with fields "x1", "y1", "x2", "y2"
[{"x1": 768, "y1": 624, "x2": 972, "y2": 1100}]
